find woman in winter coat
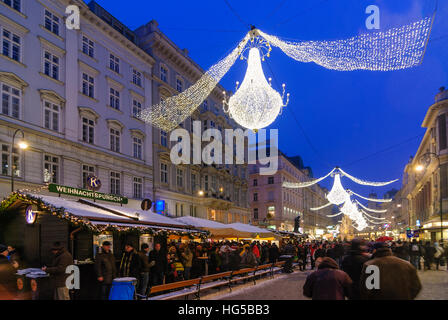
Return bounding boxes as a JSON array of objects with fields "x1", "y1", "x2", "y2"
[{"x1": 303, "y1": 257, "x2": 352, "y2": 300}]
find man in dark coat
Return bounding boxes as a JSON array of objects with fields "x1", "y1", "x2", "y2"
[
  {"x1": 94, "y1": 241, "x2": 117, "y2": 300},
  {"x1": 423, "y1": 242, "x2": 436, "y2": 270},
  {"x1": 137, "y1": 243, "x2": 151, "y2": 296},
  {"x1": 119, "y1": 243, "x2": 142, "y2": 279},
  {"x1": 0, "y1": 244, "x2": 16, "y2": 300},
  {"x1": 341, "y1": 239, "x2": 370, "y2": 300},
  {"x1": 268, "y1": 243, "x2": 279, "y2": 263},
  {"x1": 148, "y1": 243, "x2": 167, "y2": 286},
  {"x1": 42, "y1": 242, "x2": 73, "y2": 300},
  {"x1": 360, "y1": 243, "x2": 422, "y2": 300},
  {"x1": 303, "y1": 257, "x2": 352, "y2": 300}
]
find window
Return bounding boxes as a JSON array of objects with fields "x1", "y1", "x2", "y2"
[
  {"x1": 160, "y1": 163, "x2": 168, "y2": 184},
  {"x1": 234, "y1": 188, "x2": 239, "y2": 204},
  {"x1": 160, "y1": 130, "x2": 167, "y2": 147},
  {"x1": 1, "y1": 144, "x2": 20, "y2": 177},
  {"x1": 43, "y1": 51, "x2": 59, "y2": 80},
  {"x1": 268, "y1": 191, "x2": 274, "y2": 201},
  {"x1": 268, "y1": 176, "x2": 274, "y2": 184},
  {"x1": 176, "y1": 168, "x2": 183, "y2": 188},
  {"x1": 82, "y1": 36, "x2": 94, "y2": 58},
  {"x1": 109, "y1": 88, "x2": 120, "y2": 110},
  {"x1": 110, "y1": 171, "x2": 121, "y2": 195},
  {"x1": 191, "y1": 173, "x2": 197, "y2": 192},
  {"x1": 253, "y1": 179, "x2": 258, "y2": 186},
  {"x1": 1, "y1": 83, "x2": 21, "y2": 118},
  {"x1": 253, "y1": 192, "x2": 258, "y2": 201},
  {"x1": 133, "y1": 177, "x2": 143, "y2": 199},
  {"x1": 82, "y1": 165, "x2": 94, "y2": 189},
  {"x1": 44, "y1": 10, "x2": 60, "y2": 36},
  {"x1": 2, "y1": 28, "x2": 21, "y2": 62},
  {"x1": 253, "y1": 208, "x2": 259, "y2": 220},
  {"x1": 109, "y1": 54, "x2": 120, "y2": 73},
  {"x1": 176, "y1": 78, "x2": 183, "y2": 92},
  {"x1": 438, "y1": 114, "x2": 447, "y2": 151},
  {"x1": 202, "y1": 100, "x2": 208, "y2": 111},
  {"x1": 82, "y1": 117, "x2": 94, "y2": 144},
  {"x1": 204, "y1": 175, "x2": 209, "y2": 191},
  {"x1": 44, "y1": 155, "x2": 59, "y2": 183},
  {"x1": 132, "y1": 69, "x2": 142, "y2": 87},
  {"x1": 160, "y1": 65, "x2": 167, "y2": 82},
  {"x1": 110, "y1": 128, "x2": 120, "y2": 152},
  {"x1": 44, "y1": 101, "x2": 60, "y2": 131},
  {"x1": 2, "y1": 0, "x2": 21, "y2": 12},
  {"x1": 82, "y1": 73, "x2": 94, "y2": 98},
  {"x1": 133, "y1": 136, "x2": 143, "y2": 160},
  {"x1": 132, "y1": 99, "x2": 142, "y2": 117}
]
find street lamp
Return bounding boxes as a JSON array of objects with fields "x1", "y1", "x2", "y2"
[
  {"x1": 191, "y1": 184, "x2": 204, "y2": 217},
  {"x1": 11, "y1": 129, "x2": 28, "y2": 193},
  {"x1": 415, "y1": 152, "x2": 443, "y2": 244}
]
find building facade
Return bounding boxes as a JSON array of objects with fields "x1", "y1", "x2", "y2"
[
  {"x1": 249, "y1": 152, "x2": 333, "y2": 236},
  {"x1": 135, "y1": 20, "x2": 250, "y2": 223},
  {"x1": 0, "y1": 0, "x2": 154, "y2": 208},
  {"x1": 401, "y1": 87, "x2": 448, "y2": 243}
]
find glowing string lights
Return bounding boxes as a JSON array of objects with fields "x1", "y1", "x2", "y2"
[
  {"x1": 347, "y1": 190, "x2": 393, "y2": 203},
  {"x1": 355, "y1": 200, "x2": 387, "y2": 213},
  {"x1": 339, "y1": 168, "x2": 398, "y2": 186},
  {"x1": 138, "y1": 34, "x2": 251, "y2": 131},
  {"x1": 310, "y1": 202, "x2": 333, "y2": 211},
  {"x1": 258, "y1": 17, "x2": 432, "y2": 71},
  {"x1": 282, "y1": 168, "x2": 336, "y2": 189}
]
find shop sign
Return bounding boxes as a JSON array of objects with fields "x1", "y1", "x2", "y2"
[
  {"x1": 48, "y1": 184, "x2": 128, "y2": 204},
  {"x1": 155, "y1": 200, "x2": 165, "y2": 214},
  {"x1": 141, "y1": 199, "x2": 153, "y2": 211}
]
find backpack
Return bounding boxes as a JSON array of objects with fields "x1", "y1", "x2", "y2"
[
  {"x1": 434, "y1": 247, "x2": 443, "y2": 259},
  {"x1": 412, "y1": 244, "x2": 419, "y2": 252}
]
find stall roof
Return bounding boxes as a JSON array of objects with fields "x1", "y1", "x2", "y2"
[
  {"x1": 80, "y1": 199, "x2": 186, "y2": 227},
  {"x1": 226, "y1": 223, "x2": 275, "y2": 237},
  {"x1": 175, "y1": 216, "x2": 230, "y2": 229}
]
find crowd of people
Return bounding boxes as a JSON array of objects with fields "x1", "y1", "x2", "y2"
[
  {"x1": 1, "y1": 238, "x2": 447, "y2": 300},
  {"x1": 301, "y1": 239, "x2": 448, "y2": 300}
]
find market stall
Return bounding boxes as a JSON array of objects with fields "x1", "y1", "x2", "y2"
[
  {"x1": 226, "y1": 222, "x2": 279, "y2": 241},
  {"x1": 0, "y1": 192, "x2": 206, "y2": 299}
]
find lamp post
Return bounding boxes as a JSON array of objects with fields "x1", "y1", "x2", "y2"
[
  {"x1": 10, "y1": 129, "x2": 28, "y2": 193},
  {"x1": 415, "y1": 152, "x2": 443, "y2": 244}
]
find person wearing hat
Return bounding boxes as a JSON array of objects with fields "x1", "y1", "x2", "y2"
[
  {"x1": 359, "y1": 242, "x2": 422, "y2": 300},
  {"x1": 42, "y1": 242, "x2": 73, "y2": 300},
  {"x1": 0, "y1": 244, "x2": 16, "y2": 300},
  {"x1": 94, "y1": 241, "x2": 117, "y2": 300}
]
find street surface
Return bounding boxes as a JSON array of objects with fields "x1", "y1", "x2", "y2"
[{"x1": 207, "y1": 268, "x2": 448, "y2": 300}]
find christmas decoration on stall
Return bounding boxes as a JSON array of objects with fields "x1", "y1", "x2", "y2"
[
  {"x1": 0, "y1": 192, "x2": 209, "y2": 239},
  {"x1": 138, "y1": 17, "x2": 432, "y2": 132}
]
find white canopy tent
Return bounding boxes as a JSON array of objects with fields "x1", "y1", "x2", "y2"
[
  {"x1": 174, "y1": 216, "x2": 250, "y2": 239},
  {"x1": 226, "y1": 223, "x2": 277, "y2": 239}
]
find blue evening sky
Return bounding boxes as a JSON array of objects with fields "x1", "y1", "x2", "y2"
[{"x1": 92, "y1": 0, "x2": 448, "y2": 195}]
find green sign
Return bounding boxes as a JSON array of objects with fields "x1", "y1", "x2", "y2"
[{"x1": 48, "y1": 184, "x2": 128, "y2": 204}]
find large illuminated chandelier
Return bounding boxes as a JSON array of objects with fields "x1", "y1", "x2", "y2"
[
  {"x1": 138, "y1": 17, "x2": 433, "y2": 132},
  {"x1": 283, "y1": 167, "x2": 396, "y2": 231},
  {"x1": 222, "y1": 37, "x2": 289, "y2": 132}
]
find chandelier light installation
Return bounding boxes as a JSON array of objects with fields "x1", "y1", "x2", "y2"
[
  {"x1": 137, "y1": 17, "x2": 432, "y2": 132},
  {"x1": 223, "y1": 45, "x2": 289, "y2": 131},
  {"x1": 283, "y1": 167, "x2": 397, "y2": 231}
]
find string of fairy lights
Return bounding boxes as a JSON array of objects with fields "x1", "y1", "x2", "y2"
[
  {"x1": 283, "y1": 167, "x2": 396, "y2": 231},
  {"x1": 137, "y1": 16, "x2": 433, "y2": 132}
]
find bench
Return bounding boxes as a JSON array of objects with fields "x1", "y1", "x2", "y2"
[
  {"x1": 197, "y1": 271, "x2": 233, "y2": 298},
  {"x1": 145, "y1": 278, "x2": 201, "y2": 300},
  {"x1": 272, "y1": 261, "x2": 286, "y2": 275},
  {"x1": 229, "y1": 267, "x2": 257, "y2": 286},
  {"x1": 254, "y1": 264, "x2": 274, "y2": 279}
]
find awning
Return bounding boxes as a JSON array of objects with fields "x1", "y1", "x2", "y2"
[
  {"x1": 226, "y1": 222, "x2": 277, "y2": 238},
  {"x1": 5, "y1": 192, "x2": 206, "y2": 237},
  {"x1": 174, "y1": 216, "x2": 249, "y2": 239}
]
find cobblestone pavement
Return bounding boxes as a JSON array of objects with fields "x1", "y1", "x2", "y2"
[{"x1": 210, "y1": 268, "x2": 448, "y2": 300}]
